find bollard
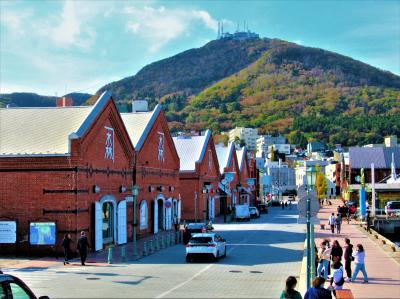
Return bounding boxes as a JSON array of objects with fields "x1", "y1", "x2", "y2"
[
  {"x1": 161, "y1": 236, "x2": 165, "y2": 249},
  {"x1": 149, "y1": 239, "x2": 154, "y2": 254},
  {"x1": 155, "y1": 235, "x2": 159, "y2": 251},
  {"x1": 120, "y1": 245, "x2": 126, "y2": 262},
  {"x1": 142, "y1": 241, "x2": 148, "y2": 256},
  {"x1": 108, "y1": 246, "x2": 114, "y2": 264}
]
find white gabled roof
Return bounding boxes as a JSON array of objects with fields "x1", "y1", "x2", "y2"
[
  {"x1": 173, "y1": 130, "x2": 211, "y2": 172},
  {"x1": 236, "y1": 146, "x2": 247, "y2": 171},
  {"x1": 120, "y1": 105, "x2": 161, "y2": 151},
  {"x1": 0, "y1": 91, "x2": 112, "y2": 156},
  {"x1": 215, "y1": 142, "x2": 235, "y2": 174}
]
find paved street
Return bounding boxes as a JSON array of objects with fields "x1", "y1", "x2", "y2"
[{"x1": 2, "y1": 206, "x2": 305, "y2": 298}]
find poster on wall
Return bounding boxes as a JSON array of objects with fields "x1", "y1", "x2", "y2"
[
  {"x1": 29, "y1": 222, "x2": 56, "y2": 245},
  {"x1": 0, "y1": 221, "x2": 17, "y2": 244}
]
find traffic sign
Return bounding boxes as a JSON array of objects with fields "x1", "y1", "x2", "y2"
[{"x1": 297, "y1": 185, "x2": 319, "y2": 217}]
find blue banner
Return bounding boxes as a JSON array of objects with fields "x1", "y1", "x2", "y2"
[{"x1": 359, "y1": 187, "x2": 366, "y2": 219}]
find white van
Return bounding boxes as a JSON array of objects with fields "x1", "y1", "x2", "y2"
[{"x1": 235, "y1": 204, "x2": 251, "y2": 221}]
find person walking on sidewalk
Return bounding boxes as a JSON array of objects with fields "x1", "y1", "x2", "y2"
[
  {"x1": 61, "y1": 233, "x2": 72, "y2": 265},
  {"x1": 343, "y1": 238, "x2": 353, "y2": 281},
  {"x1": 281, "y1": 201, "x2": 285, "y2": 210},
  {"x1": 304, "y1": 277, "x2": 332, "y2": 299},
  {"x1": 366, "y1": 210, "x2": 371, "y2": 233},
  {"x1": 335, "y1": 213, "x2": 342, "y2": 234},
  {"x1": 328, "y1": 213, "x2": 336, "y2": 234},
  {"x1": 317, "y1": 241, "x2": 331, "y2": 280},
  {"x1": 280, "y1": 276, "x2": 302, "y2": 299},
  {"x1": 351, "y1": 244, "x2": 369, "y2": 283},
  {"x1": 77, "y1": 231, "x2": 91, "y2": 266}
]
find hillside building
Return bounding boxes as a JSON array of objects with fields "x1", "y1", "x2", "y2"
[{"x1": 228, "y1": 127, "x2": 258, "y2": 151}]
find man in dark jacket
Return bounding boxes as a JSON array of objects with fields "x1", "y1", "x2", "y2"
[
  {"x1": 77, "y1": 231, "x2": 90, "y2": 266},
  {"x1": 343, "y1": 238, "x2": 353, "y2": 280}
]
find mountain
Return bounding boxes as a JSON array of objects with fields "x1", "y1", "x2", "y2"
[
  {"x1": 181, "y1": 39, "x2": 400, "y2": 146},
  {"x1": 94, "y1": 38, "x2": 275, "y2": 106},
  {"x1": 0, "y1": 92, "x2": 92, "y2": 108}
]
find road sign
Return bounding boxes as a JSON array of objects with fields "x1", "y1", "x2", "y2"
[{"x1": 297, "y1": 186, "x2": 319, "y2": 217}]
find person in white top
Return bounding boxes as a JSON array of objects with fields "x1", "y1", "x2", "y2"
[
  {"x1": 351, "y1": 244, "x2": 369, "y2": 283},
  {"x1": 317, "y1": 240, "x2": 332, "y2": 280},
  {"x1": 328, "y1": 213, "x2": 336, "y2": 234},
  {"x1": 329, "y1": 261, "x2": 345, "y2": 292}
]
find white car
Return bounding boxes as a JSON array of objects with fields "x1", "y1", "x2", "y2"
[
  {"x1": 186, "y1": 233, "x2": 227, "y2": 262},
  {"x1": 249, "y1": 206, "x2": 260, "y2": 218}
]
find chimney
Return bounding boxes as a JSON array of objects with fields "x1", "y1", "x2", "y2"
[
  {"x1": 132, "y1": 100, "x2": 149, "y2": 112},
  {"x1": 56, "y1": 96, "x2": 73, "y2": 107}
]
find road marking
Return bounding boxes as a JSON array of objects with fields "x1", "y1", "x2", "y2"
[{"x1": 154, "y1": 263, "x2": 213, "y2": 298}]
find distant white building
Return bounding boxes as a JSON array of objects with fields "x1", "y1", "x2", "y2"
[
  {"x1": 295, "y1": 160, "x2": 329, "y2": 187},
  {"x1": 228, "y1": 127, "x2": 258, "y2": 150},
  {"x1": 264, "y1": 159, "x2": 296, "y2": 194},
  {"x1": 256, "y1": 135, "x2": 286, "y2": 157}
]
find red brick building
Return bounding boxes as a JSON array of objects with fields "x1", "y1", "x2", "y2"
[
  {"x1": 173, "y1": 130, "x2": 221, "y2": 222},
  {"x1": 215, "y1": 143, "x2": 240, "y2": 210},
  {"x1": 0, "y1": 91, "x2": 136, "y2": 254},
  {"x1": 236, "y1": 146, "x2": 255, "y2": 205},
  {"x1": 121, "y1": 105, "x2": 180, "y2": 236}
]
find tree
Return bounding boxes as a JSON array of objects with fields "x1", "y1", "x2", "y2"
[{"x1": 315, "y1": 166, "x2": 328, "y2": 199}]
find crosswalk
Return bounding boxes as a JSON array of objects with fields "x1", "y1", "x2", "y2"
[{"x1": 2, "y1": 266, "x2": 87, "y2": 287}]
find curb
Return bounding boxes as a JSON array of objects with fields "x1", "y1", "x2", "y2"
[{"x1": 298, "y1": 239, "x2": 308, "y2": 295}]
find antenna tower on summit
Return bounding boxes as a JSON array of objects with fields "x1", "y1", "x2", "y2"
[{"x1": 217, "y1": 20, "x2": 259, "y2": 41}]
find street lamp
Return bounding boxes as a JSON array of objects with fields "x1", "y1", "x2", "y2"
[
  {"x1": 132, "y1": 184, "x2": 139, "y2": 257},
  {"x1": 305, "y1": 166, "x2": 317, "y2": 289},
  {"x1": 202, "y1": 186, "x2": 208, "y2": 223}
]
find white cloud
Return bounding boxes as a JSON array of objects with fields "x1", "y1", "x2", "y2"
[{"x1": 124, "y1": 5, "x2": 217, "y2": 52}]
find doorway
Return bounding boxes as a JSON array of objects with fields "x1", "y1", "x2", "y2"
[
  {"x1": 102, "y1": 202, "x2": 114, "y2": 245},
  {"x1": 157, "y1": 199, "x2": 164, "y2": 231}
]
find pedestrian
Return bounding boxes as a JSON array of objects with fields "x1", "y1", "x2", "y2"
[
  {"x1": 289, "y1": 200, "x2": 292, "y2": 210},
  {"x1": 335, "y1": 213, "x2": 342, "y2": 234},
  {"x1": 285, "y1": 201, "x2": 288, "y2": 208},
  {"x1": 173, "y1": 214, "x2": 179, "y2": 231},
  {"x1": 351, "y1": 244, "x2": 369, "y2": 283},
  {"x1": 366, "y1": 210, "x2": 371, "y2": 233},
  {"x1": 330, "y1": 240, "x2": 343, "y2": 263},
  {"x1": 304, "y1": 277, "x2": 332, "y2": 299},
  {"x1": 345, "y1": 206, "x2": 350, "y2": 224},
  {"x1": 61, "y1": 233, "x2": 72, "y2": 265},
  {"x1": 328, "y1": 213, "x2": 335, "y2": 234},
  {"x1": 317, "y1": 241, "x2": 331, "y2": 280},
  {"x1": 281, "y1": 201, "x2": 285, "y2": 210},
  {"x1": 343, "y1": 238, "x2": 353, "y2": 281},
  {"x1": 280, "y1": 276, "x2": 302, "y2": 299},
  {"x1": 329, "y1": 261, "x2": 345, "y2": 295},
  {"x1": 77, "y1": 231, "x2": 90, "y2": 266}
]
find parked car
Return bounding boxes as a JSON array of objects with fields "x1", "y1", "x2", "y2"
[
  {"x1": 288, "y1": 195, "x2": 295, "y2": 202},
  {"x1": 185, "y1": 233, "x2": 227, "y2": 262},
  {"x1": 183, "y1": 223, "x2": 207, "y2": 244},
  {"x1": 235, "y1": 204, "x2": 251, "y2": 221},
  {"x1": 249, "y1": 207, "x2": 260, "y2": 218},
  {"x1": 271, "y1": 195, "x2": 280, "y2": 206},
  {"x1": 0, "y1": 273, "x2": 49, "y2": 299},
  {"x1": 385, "y1": 201, "x2": 400, "y2": 217}
]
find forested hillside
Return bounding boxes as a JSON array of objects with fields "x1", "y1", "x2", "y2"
[
  {"x1": 179, "y1": 40, "x2": 400, "y2": 146},
  {"x1": 0, "y1": 92, "x2": 92, "y2": 108}
]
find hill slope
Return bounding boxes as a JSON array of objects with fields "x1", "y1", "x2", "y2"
[
  {"x1": 182, "y1": 40, "x2": 400, "y2": 146},
  {"x1": 0, "y1": 92, "x2": 92, "y2": 108},
  {"x1": 95, "y1": 38, "x2": 275, "y2": 106}
]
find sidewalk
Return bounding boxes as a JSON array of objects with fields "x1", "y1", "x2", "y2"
[
  {"x1": 1, "y1": 229, "x2": 181, "y2": 270},
  {"x1": 315, "y1": 198, "x2": 400, "y2": 299}
]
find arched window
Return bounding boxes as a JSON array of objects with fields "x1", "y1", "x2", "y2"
[{"x1": 139, "y1": 200, "x2": 148, "y2": 230}]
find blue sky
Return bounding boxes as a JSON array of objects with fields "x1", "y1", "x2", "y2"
[{"x1": 1, "y1": 0, "x2": 399, "y2": 96}]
